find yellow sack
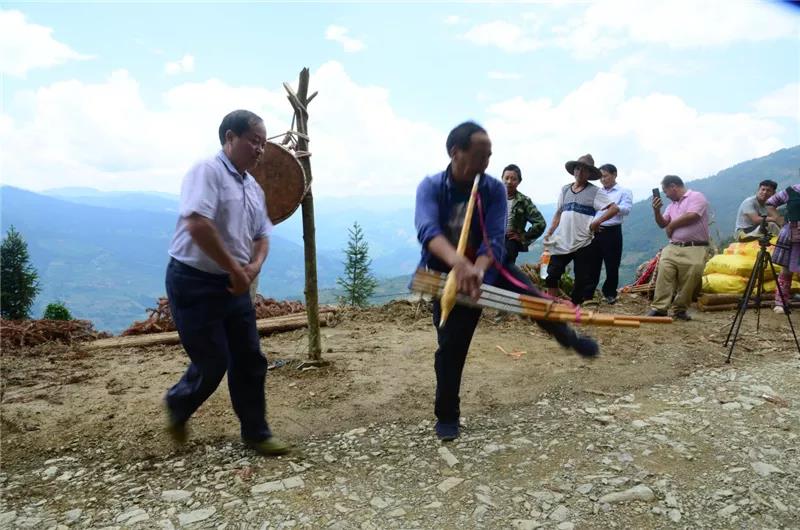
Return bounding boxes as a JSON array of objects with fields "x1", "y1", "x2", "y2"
[
  {"x1": 724, "y1": 242, "x2": 759, "y2": 256},
  {"x1": 702, "y1": 273, "x2": 747, "y2": 294},
  {"x1": 761, "y1": 280, "x2": 800, "y2": 293},
  {"x1": 724, "y1": 237, "x2": 777, "y2": 256},
  {"x1": 704, "y1": 254, "x2": 776, "y2": 280}
]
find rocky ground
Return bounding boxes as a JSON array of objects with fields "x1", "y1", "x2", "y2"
[{"x1": 1, "y1": 299, "x2": 798, "y2": 528}]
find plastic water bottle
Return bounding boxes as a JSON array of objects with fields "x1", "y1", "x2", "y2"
[{"x1": 540, "y1": 250, "x2": 550, "y2": 280}]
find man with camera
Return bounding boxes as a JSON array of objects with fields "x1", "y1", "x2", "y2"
[
  {"x1": 647, "y1": 175, "x2": 710, "y2": 321},
  {"x1": 734, "y1": 180, "x2": 780, "y2": 241}
]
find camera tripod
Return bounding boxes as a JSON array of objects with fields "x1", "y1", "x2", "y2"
[{"x1": 724, "y1": 218, "x2": 800, "y2": 362}]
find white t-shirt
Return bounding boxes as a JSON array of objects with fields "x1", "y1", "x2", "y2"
[{"x1": 546, "y1": 183, "x2": 612, "y2": 255}]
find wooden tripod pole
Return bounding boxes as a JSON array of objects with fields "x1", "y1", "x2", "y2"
[
  {"x1": 283, "y1": 68, "x2": 322, "y2": 361},
  {"x1": 439, "y1": 174, "x2": 481, "y2": 327}
]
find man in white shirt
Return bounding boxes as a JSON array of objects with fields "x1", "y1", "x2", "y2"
[
  {"x1": 584, "y1": 163, "x2": 633, "y2": 304},
  {"x1": 164, "y1": 109, "x2": 289, "y2": 457}
]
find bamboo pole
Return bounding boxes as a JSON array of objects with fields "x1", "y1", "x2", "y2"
[
  {"x1": 412, "y1": 269, "x2": 671, "y2": 327},
  {"x1": 439, "y1": 175, "x2": 480, "y2": 327},
  {"x1": 284, "y1": 68, "x2": 323, "y2": 363}
]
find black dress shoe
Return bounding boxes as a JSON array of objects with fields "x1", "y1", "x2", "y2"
[{"x1": 646, "y1": 309, "x2": 667, "y2": 317}]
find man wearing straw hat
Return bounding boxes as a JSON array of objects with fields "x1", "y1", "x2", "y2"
[
  {"x1": 164, "y1": 109, "x2": 289, "y2": 456},
  {"x1": 414, "y1": 122, "x2": 599, "y2": 442},
  {"x1": 542, "y1": 154, "x2": 619, "y2": 305}
]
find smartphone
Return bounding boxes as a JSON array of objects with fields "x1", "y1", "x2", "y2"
[{"x1": 652, "y1": 188, "x2": 660, "y2": 199}]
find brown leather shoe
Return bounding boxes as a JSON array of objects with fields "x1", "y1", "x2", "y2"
[
  {"x1": 245, "y1": 437, "x2": 291, "y2": 456},
  {"x1": 165, "y1": 405, "x2": 188, "y2": 445}
]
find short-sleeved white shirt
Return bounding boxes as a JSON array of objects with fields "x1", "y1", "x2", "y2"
[
  {"x1": 168, "y1": 150, "x2": 272, "y2": 274},
  {"x1": 548, "y1": 182, "x2": 612, "y2": 255}
]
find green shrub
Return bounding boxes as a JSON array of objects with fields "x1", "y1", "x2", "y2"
[
  {"x1": 1, "y1": 226, "x2": 40, "y2": 319},
  {"x1": 43, "y1": 301, "x2": 73, "y2": 321}
]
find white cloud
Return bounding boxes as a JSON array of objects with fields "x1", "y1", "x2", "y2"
[
  {"x1": 443, "y1": 15, "x2": 462, "y2": 25},
  {"x1": 753, "y1": 83, "x2": 800, "y2": 120},
  {"x1": 0, "y1": 9, "x2": 91, "y2": 77},
  {"x1": 0, "y1": 70, "x2": 291, "y2": 193},
  {"x1": 488, "y1": 71, "x2": 523, "y2": 81},
  {"x1": 0, "y1": 62, "x2": 442, "y2": 199},
  {"x1": 555, "y1": 0, "x2": 798, "y2": 58},
  {"x1": 164, "y1": 54, "x2": 195, "y2": 75},
  {"x1": 461, "y1": 21, "x2": 543, "y2": 52},
  {"x1": 461, "y1": 1, "x2": 796, "y2": 58},
  {"x1": 483, "y1": 72, "x2": 790, "y2": 204},
  {"x1": 325, "y1": 25, "x2": 365, "y2": 53},
  {"x1": 610, "y1": 51, "x2": 695, "y2": 77},
  {"x1": 0, "y1": 64, "x2": 794, "y2": 208},
  {"x1": 302, "y1": 61, "x2": 442, "y2": 196}
]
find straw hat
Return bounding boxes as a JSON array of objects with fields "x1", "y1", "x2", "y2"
[{"x1": 565, "y1": 153, "x2": 601, "y2": 180}]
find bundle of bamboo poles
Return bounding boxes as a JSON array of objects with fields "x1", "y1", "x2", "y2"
[{"x1": 411, "y1": 269, "x2": 672, "y2": 328}]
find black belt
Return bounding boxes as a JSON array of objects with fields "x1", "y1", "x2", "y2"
[{"x1": 669, "y1": 241, "x2": 708, "y2": 247}]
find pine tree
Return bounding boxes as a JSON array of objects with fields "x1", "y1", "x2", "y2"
[
  {"x1": 1, "y1": 226, "x2": 41, "y2": 320},
  {"x1": 336, "y1": 222, "x2": 378, "y2": 307}
]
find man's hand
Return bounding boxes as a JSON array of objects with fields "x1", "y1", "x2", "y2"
[
  {"x1": 506, "y1": 230, "x2": 522, "y2": 241},
  {"x1": 652, "y1": 196, "x2": 663, "y2": 210},
  {"x1": 243, "y1": 263, "x2": 261, "y2": 283},
  {"x1": 589, "y1": 220, "x2": 604, "y2": 233},
  {"x1": 228, "y1": 265, "x2": 251, "y2": 296},
  {"x1": 451, "y1": 257, "x2": 484, "y2": 301},
  {"x1": 665, "y1": 223, "x2": 675, "y2": 238}
]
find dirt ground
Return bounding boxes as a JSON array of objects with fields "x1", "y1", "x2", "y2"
[{"x1": 2, "y1": 295, "x2": 796, "y2": 471}]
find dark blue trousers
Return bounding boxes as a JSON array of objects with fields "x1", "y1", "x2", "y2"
[
  {"x1": 585, "y1": 224, "x2": 623, "y2": 299},
  {"x1": 432, "y1": 263, "x2": 578, "y2": 425},
  {"x1": 165, "y1": 258, "x2": 271, "y2": 442}
]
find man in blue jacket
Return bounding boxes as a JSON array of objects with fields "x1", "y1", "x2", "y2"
[{"x1": 414, "y1": 121, "x2": 599, "y2": 442}]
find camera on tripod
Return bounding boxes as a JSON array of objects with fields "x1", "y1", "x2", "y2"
[
  {"x1": 725, "y1": 213, "x2": 800, "y2": 361},
  {"x1": 757, "y1": 214, "x2": 771, "y2": 244}
]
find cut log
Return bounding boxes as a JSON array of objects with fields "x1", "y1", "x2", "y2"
[
  {"x1": 697, "y1": 300, "x2": 799, "y2": 312},
  {"x1": 83, "y1": 310, "x2": 334, "y2": 351},
  {"x1": 698, "y1": 293, "x2": 753, "y2": 306}
]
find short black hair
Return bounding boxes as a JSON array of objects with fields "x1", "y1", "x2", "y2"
[
  {"x1": 218, "y1": 109, "x2": 263, "y2": 145},
  {"x1": 446, "y1": 121, "x2": 487, "y2": 156},
  {"x1": 599, "y1": 163, "x2": 617, "y2": 175},
  {"x1": 759, "y1": 179, "x2": 778, "y2": 191},
  {"x1": 502, "y1": 164, "x2": 522, "y2": 182},
  {"x1": 661, "y1": 175, "x2": 684, "y2": 188}
]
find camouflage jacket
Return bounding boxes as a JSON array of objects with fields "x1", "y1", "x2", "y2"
[{"x1": 508, "y1": 191, "x2": 546, "y2": 250}]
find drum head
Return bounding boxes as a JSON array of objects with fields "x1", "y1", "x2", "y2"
[{"x1": 250, "y1": 142, "x2": 307, "y2": 225}]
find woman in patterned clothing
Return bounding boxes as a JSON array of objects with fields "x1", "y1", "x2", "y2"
[{"x1": 767, "y1": 183, "x2": 800, "y2": 313}]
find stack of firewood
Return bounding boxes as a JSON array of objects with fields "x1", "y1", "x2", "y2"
[
  {"x1": 122, "y1": 296, "x2": 308, "y2": 336},
  {"x1": 0, "y1": 319, "x2": 108, "y2": 348}
]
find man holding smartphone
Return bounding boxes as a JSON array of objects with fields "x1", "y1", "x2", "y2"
[{"x1": 648, "y1": 175, "x2": 710, "y2": 321}]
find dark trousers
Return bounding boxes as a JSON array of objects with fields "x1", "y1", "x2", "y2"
[
  {"x1": 545, "y1": 243, "x2": 598, "y2": 305},
  {"x1": 585, "y1": 225, "x2": 623, "y2": 299},
  {"x1": 165, "y1": 258, "x2": 271, "y2": 442},
  {"x1": 505, "y1": 238, "x2": 524, "y2": 265},
  {"x1": 431, "y1": 264, "x2": 578, "y2": 425}
]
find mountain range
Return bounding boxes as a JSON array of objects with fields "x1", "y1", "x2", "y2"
[{"x1": 1, "y1": 145, "x2": 797, "y2": 332}]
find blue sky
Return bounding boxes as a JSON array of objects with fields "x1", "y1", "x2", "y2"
[{"x1": 1, "y1": 1, "x2": 798, "y2": 204}]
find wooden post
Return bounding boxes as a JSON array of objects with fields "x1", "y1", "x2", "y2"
[{"x1": 285, "y1": 68, "x2": 323, "y2": 362}]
